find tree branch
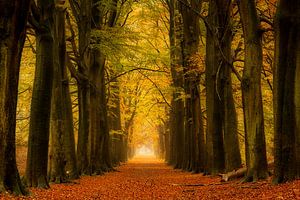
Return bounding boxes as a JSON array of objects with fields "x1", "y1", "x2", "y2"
[{"x1": 138, "y1": 71, "x2": 171, "y2": 108}]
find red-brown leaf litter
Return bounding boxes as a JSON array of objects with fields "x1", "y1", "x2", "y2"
[{"x1": 1, "y1": 155, "x2": 300, "y2": 200}]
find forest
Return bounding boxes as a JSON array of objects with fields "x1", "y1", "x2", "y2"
[{"x1": 0, "y1": 0, "x2": 299, "y2": 199}]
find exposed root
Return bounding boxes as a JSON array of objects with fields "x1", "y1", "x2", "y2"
[{"x1": 0, "y1": 176, "x2": 28, "y2": 196}]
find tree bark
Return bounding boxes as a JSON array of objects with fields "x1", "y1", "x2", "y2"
[
  {"x1": 164, "y1": 117, "x2": 170, "y2": 162},
  {"x1": 122, "y1": 84, "x2": 139, "y2": 162},
  {"x1": 101, "y1": 0, "x2": 123, "y2": 167},
  {"x1": 108, "y1": 71, "x2": 122, "y2": 165},
  {"x1": 89, "y1": 0, "x2": 116, "y2": 173},
  {"x1": 76, "y1": 0, "x2": 92, "y2": 175},
  {"x1": 89, "y1": 50, "x2": 99, "y2": 174},
  {"x1": 0, "y1": 0, "x2": 30, "y2": 195},
  {"x1": 26, "y1": 0, "x2": 55, "y2": 188},
  {"x1": 205, "y1": 0, "x2": 242, "y2": 175},
  {"x1": 237, "y1": 0, "x2": 268, "y2": 182},
  {"x1": 49, "y1": 3, "x2": 67, "y2": 183},
  {"x1": 273, "y1": 0, "x2": 300, "y2": 183},
  {"x1": 98, "y1": 53, "x2": 113, "y2": 171},
  {"x1": 205, "y1": 0, "x2": 225, "y2": 175},
  {"x1": 158, "y1": 124, "x2": 166, "y2": 159},
  {"x1": 62, "y1": 65, "x2": 79, "y2": 179},
  {"x1": 49, "y1": 1, "x2": 78, "y2": 182},
  {"x1": 178, "y1": 0, "x2": 205, "y2": 173},
  {"x1": 168, "y1": 0, "x2": 185, "y2": 168}
]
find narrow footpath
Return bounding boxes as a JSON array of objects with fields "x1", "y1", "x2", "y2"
[{"x1": 1, "y1": 156, "x2": 299, "y2": 200}]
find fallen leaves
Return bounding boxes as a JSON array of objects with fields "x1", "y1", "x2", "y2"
[{"x1": 1, "y1": 155, "x2": 299, "y2": 199}]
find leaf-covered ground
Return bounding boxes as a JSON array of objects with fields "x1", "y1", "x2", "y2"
[{"x1": 1, "y1": 156, "x2": 300, "y2": 199}]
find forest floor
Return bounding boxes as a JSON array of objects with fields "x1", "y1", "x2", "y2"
[{"x1": 1, "y1": 148, "x2": 300, "y2": 199}]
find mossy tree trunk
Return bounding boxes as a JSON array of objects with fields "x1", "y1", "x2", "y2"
[
  {"x1": 167, "y1": 0, "x2": 186, "y2": 169},
  {"x1": 89, "y1": 0, "x2": 117, "y2": 173},
  {"x1": 123, "y1": 84, "x2": 139, "y2": 161},
  {"x1": 206, "y1": 0, "x2": 224, "y2": 175},
  {"x1": 108, "y1": 71, "x2": 122, "y2": 166},
  {"x1": 218, "y1": 1, "x2": 241, "y2": 173},
  {"x1": 273, "y1": 0, "x2": 300, "y2": 184},
  {"x1": 237, "y1": 0, "x2": 268, "y2": 182},
  {"x1": 98, "y1": 58, "x2": 112, "y2": 170},
  {"x1": 49, "y1": 0, "x2": 78, "y2": 182},
  {"x1": 89, "y1": 49, "x2": 105, "y2": 174},
  {"x1": 88, "y1": 0, "x2": 102, "y2": 174},
  {"x1": 62, "y1": 66, "x2": 79, "y2": 179},
  {"x1": 76, "y1": 0, "x2": 92, "y2": 175},
  {"x1": 26, "y1": 0, "x2": 55, "y2": 188},
  {"x1": 178, "y1": 0, "x2": 205, "y2": 173},
  {"x1": 0, "y1": 0, "x2": 30, "y2": 195},
  {"x1": 49, "y1": 2, "x2": 67, "y2": 183},
  {"x1": 206, "y1": 0, "x2": 241, "y2": 174},
  {"x1": 107, "y1": 0, "x2": 123, "y2": 166}
]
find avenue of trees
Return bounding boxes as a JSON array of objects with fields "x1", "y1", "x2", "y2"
[{"x1": 0, "y1": 0, "x2": 299, "y2": 195}]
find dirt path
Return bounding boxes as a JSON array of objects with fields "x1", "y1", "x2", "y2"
[{"x1": 1, "y1": 156, "x2": 300, "y2": 199}]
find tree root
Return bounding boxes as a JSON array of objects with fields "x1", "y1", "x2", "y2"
[{"x1": 0, "y1": 176, "x2": 28, "y2": 196}]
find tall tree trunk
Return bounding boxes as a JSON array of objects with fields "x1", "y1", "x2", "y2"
[
  {"x1": 89, "y1": 51, "x2": 99, "y2": 174},
  {"x1": 108, "y1": 74, "x2": 122, "y2": 165},
  {"x1": 205, "y1": 0, "x2": 226, "y2": 175},
  {"x1": 49, "y1": 3, "x2": 67, "y2": 183},
  {"x1": 167, "y1": 0, "x2": 175, "y2": 166},
  {"x1": 168, "y1": 0, "x2": 185, "y2": 169},
  {"x1": 89, "y1": 0, "x2": 116, "y2": 173},
  {"x1": 218, "y1": 1, "x2": 241, "y2": 172},
  {"x1": 49, "y1": 1, "x2": 78, "y2": 182},
  {"x1": 164, "y1": 116, "x2": 170, "y2": 162},
  {"x1": 89, "y1": 50, "x2": 107, "y2": 173},
  {"x1": 123, "y1": 95, "x2": 137, "y2": 162},
  {"x1": 206, "y1": 0, "x2": 241, "y2": 173},
  {"x1": 0, "y1": 0, "x2": 30, "y2": 195},
  {"x1": 97, "y1": 0, "x2": 119, "y2": 170},
  {"x1": 273, "y1": 0, "x2": 300, "y2": 183},
  {"x1": 178, "y1": 0, "x2": 205, "y2": 173},
  {"x1": 98, "y1": 56, "x2": 112, "y2": 170},
  {"x1": 76, "y1": 0, "x2": 92, "y2": 175},
  {"x1": 107, "y1": 0, "x2": 123, "y2": 165},
  {"x1": 158, "y1": 124, "x2": 166, "y2": 159},
  {"x1": 237, "y1": 0, "x2": 268, "y2": 182},
  {"x1": 26, "y1": 0, "x2": 55, "y2": 188},
  {"x1": 62, "y1": 64, "x2": 79, "y2": 179}
]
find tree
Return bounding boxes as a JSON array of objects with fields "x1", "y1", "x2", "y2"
[
  {"x1": 108, "y1": 69, "x2": 123, "y2": 165},
  {"x1": 237, "y1": 0, "x2": 268, "y2": 182},
  {"x1": 205, "y1": 0, "x2": 241, "y2": 175},
  {"x1": 61, "y1": 56, "x2": 79, "y2": 179},
  {"x1": 157, "y1": 124, "x2": 166, "y2": 158},
  {"x1": 49, "y1": 0, "x2": 78, "y2": 182},
  {"x1": 205, "y1": 0, "x2": 225, "y2": 175},
  {"x1": 167, "y1": 0, "x2": 185, "y2": 169},
  {"x1": 89, "y1": 0, "x2": 122, "y2": 173},
  {"x1": 178, "y1": 0, "x2": 205, "y2": 173},
  {"x1": 26, "y1": 0, "x2": 55, "y2": 188},
  {"x1": 122, "y1": 80, "x2": 141, "y2": 161},
  {"x1": 69, "y1": 0, "x2": 92, "y2": 175},
  {"x1": 0, "y1": 0, "x2": 30, "y2": 195},
  {"x1": 273, "y1": 0, "x2": 300, "y2": 183}
]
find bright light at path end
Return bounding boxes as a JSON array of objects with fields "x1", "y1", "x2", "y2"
[{"x1": 135, "y1": 146, "x2": 155, "y2": 156}]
